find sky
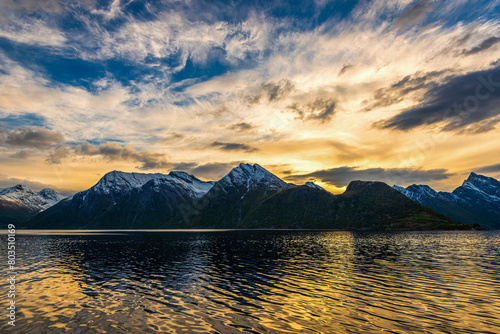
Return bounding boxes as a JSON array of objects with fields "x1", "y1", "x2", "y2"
[{"x1": 0, "y1": 0, "x2": 499, "y2": 195}]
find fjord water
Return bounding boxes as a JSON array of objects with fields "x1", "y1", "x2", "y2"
[{"x1": 1, "y1": 230, "x2": 499, "y2": 333}]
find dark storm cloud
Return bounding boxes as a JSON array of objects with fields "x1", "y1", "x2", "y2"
[
  {"x1": 170, "y1": 162, "x2": 199, "y2": 171},
  {"x1": 285, "y1": 166, "x2": 453, "y2": 188},
  {"x1": 45, "y1": 146, "x2": 71, "y2": 164},
  {"x1": 286, "y1": 98, "x2": 336, "y2": 122},
  {"x1": 462, "y1": 36, "x2": 500, "y2": 56},
  {"x1": 0, "y1": 127, "x2": 64, "y2": 149},
  {"x1": 246, "y1": 79, "x2": 295, "y2": 104},
  {"x1": 211, "y1": 141, "x2": 258, "y2": 152},
  {"x1": 228, "y1": 122, "x2": 255, "y2": 132},
  {"x1": 394, "y1": 0, "x2": 434, "y2": 30},
  {"x1": 48, "y1": 142, "x2": 171, "y2": 170},
  {"x1": 364, "y1": 70, "x2": 445, "y2": 111},
  {"x1": 375, "y1": 65, "x2": 500, "y2": 132},
  {"x1": 9, "y1": 150, "x2": 33, "y2": 159},
  {"x1": 475, "y1": 163, "x2": 500, "y2": 174},
  {"x1": 188, "y1": 162, "x2": 238, "y2": 180}
]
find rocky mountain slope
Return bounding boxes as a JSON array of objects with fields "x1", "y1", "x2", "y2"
[
  {"x1": 26, "y1": 164, "x2": 483, "y2": 230},
  {"x1": 394, "y1": 173, "x2": 500, "y2": 229},
  {"x1": 27, "y1": 171, "x2": 214, "y2": 229},
  {"x1": 166, "y1": 165, "x2": 475, "y2": 230},
  {"x1": 179, "y1": 163, "x2": 291, "y2": 228},
  {"x1": 0, "y1": 185, "x2": 64, "y2": 224}
]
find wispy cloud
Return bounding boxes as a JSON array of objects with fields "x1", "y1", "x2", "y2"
[
  {"x1": 375, "y1": 65, "x2": 500, "y2": 133},
  {"x1": 91, "y1": 0, "x2": 123, "y2": 20},
  {"x1": 0, "y1": 18, "x2": 66, "y2": 47},
  {"x1": 286, "y1": 98, "x2": 336, "y2": 122}
]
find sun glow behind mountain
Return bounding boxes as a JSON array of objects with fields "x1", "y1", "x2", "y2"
[{"x1": 0, "y1": 0, "x2": 499, "y2": 195}]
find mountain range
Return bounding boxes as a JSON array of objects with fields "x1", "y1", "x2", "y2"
[
  {"x1": 26, "y1": 171, "x2": 214, "y2": 229},
  {"x1": 0, "y1": 185, "x2": 64, "y2": 224},
  {"x1": 394, "y1": 172, "x2": 500, "y2": 230},
  {"x1": 21, "y1": 163, "x2": 480, "y2": 230}
]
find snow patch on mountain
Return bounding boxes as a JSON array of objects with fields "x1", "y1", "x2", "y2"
[
  {"x1": 305, "y1": 181, "x2": 330, "y2": 193},
  {"x1": 394, "y1": 184, "x2": 439, "y2": 202},
  {"x1": 38, "y1": 188, "x2": 64, "y2": 206},
  {"x1": 0, "y1": 185, "x2": 64, "y2": 212},
  {"x1": 394, "y1": 172, "x2": 500, "y2": 228},
  {"x1": 220, "y1": 163, "x2": 287, "y2": 192},
  {"x1": 90, "y1": 170, "x2": 214, "y2": 198},
  {"x1": 168, "y1": 171, "x2": 215, "y2": 197}
]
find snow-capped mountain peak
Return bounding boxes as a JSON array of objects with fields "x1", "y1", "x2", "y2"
[
  {"x1": 90, "y1": 170, "x2": 214, "y2": 198},
  {"x1": 0, "y1": 184, "x2": 63, "y2": 214},
  {"x1": 222, "y1": 163, "x2": 287, "y2": 191},
  {"x1": 393, "y1": 184, "x2": 437, "y2": 202},
  {"x1": 168, "y1": 171, "x2": 215, "y2": 196},
  {"x1": 394, "y1": 173, "x2": 500, "y2": 229},
  {"x1": 0, "y1": 184, "x2": 37, "y2": 199},
  {"x1": 461, "y1": 172, "x2": 500, "y2": 197},
  {"x1": 93, "y1": 171, "x2": 168, "y2": 193},
  {"x1": 305, "y1": 182, "x2": 329, "y2": 193},
  {"x1": 38, "y1": 188, "x2": 64, "y2": 206}
]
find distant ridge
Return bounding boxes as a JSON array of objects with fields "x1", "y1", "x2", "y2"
[
  {"x1": 25, "y1": 163, "x2": 479, "y2": 231},
  {"x1": 395, "y1": 172, "x2": 500, "y2": 229},
  {"x1": 0, "y1": 185, "x2": 64, "y2": 225},
  {"x1": 26, "y1": 170, "x2": 215, "y2": 229}
]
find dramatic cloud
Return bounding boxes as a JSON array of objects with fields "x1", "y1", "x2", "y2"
[
  {"x1": 46, "y1": 146, "x2": 71, "y2": 164},
  {"x1": 286, "y1": 98, "x2": 336, "y2": 122},
  {"x1": 187, "y1": 162, "x2": 238, "y2": 180},
  {"x1": 9, "y1": 150, "x2": 33, "y2": 159},
  {"x1": 211, "y1": 142, "x2": 258, "y2": 152},
  {"x1": 462, "y1": 36, "x2": 500, "y2": 56},
  {"x1": 245, "y1": 79, "x2": 296, "y2": 105},
  {"x1": 170, "y1": 162, "x2": 199, "y2": 172},
  {"x1": 0, "y1": 127, "x2": 64, "y2": 149},
  {"x1": 48, "y1": 142, "x2": 171, "y2": 170},
  {"x1": 0, "y1": 0, "x2": 499, "y2": 193},
  {"x1": 375, "y1": 66, "x2": 500, "y2": 133},
  {"x1": 364, "y1": 70, "x2": 446, "y2": 111},
  {"x1": 285, "y1": 166, "x2": 454, "y2": 188},
  {"x1": 476, "y1": 163, "x2": 500, "y2": 174},
  {"x1": 228, "y1": 122, "x2": 255, "y2": 132}
]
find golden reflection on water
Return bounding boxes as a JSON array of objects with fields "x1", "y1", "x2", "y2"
[{"x1": 1, "y1": 230, "x2": 499, "y2": 333}]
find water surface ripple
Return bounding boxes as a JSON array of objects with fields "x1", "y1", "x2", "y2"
[{"x1": 1, "y1": 230, "x2": 499, "y2": 333}]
